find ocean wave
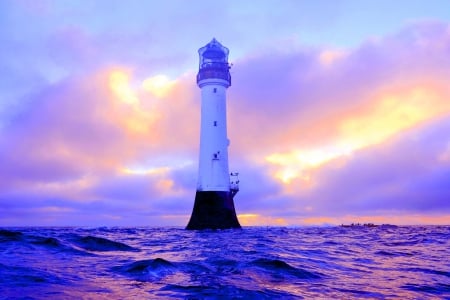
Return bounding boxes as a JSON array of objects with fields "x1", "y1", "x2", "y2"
[
  {"x1": 374, "y1": 250, "x2": 414, "y2": 257},
  {"x1": 402, "y1": 283, "x2": 450, "y2": 294},
  {"x1": 0, "y1": 229, "x2": 23, "y2": 242},
  {"x1": 249, "y1": 258, "x2": 322, "y2": 279},
  {"x1": 71, "y1": 235, "x2": 140, "y2": 252},
  {"x1": 0, "y1": 230, "x2": 92, "y2": 256},
  {"x1": 402, "y1": 267, "x2": 450, "y2": 278},
  {"x1": 120, "y1": 258, "x2": 175, "y2": 273},
  {"x1": 0, "y1": 262, "x2": 64, "y2": 286},
  {"x1": 113, "y1": 258, "x2": 178, "y2": 282}
]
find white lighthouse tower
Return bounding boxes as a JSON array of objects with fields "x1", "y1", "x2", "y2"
[{"x1": 186, "y1": 38, "x2": 241, "y2": 230}]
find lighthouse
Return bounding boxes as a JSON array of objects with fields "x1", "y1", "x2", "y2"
[{"x1": 186, "y1": 38, "x2": 241, "y2": 230}]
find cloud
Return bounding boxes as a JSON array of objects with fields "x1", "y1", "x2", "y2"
[
  {"x1": 225, "y1": 21, "x2": 450, "y2": 222},
  {"x1": 230, "y1": 21, "x2": 450, "y2": 153},
  {"x1": 1, "y1": 20, "x2": 450, "y2": 226},
  {"x1": 310, "y1": 117, "x2": 450, "y2": 212},
  {"x1": 0, "y1": 66, "x2": 196, "y2": 195}
]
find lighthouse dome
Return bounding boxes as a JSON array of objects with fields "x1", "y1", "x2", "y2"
[
  {"x1": 199, "y1": 38, "x2": 228, "y2": 59},
  {"x1": 197, "y1": 38, "x2": 231, "y2": 86}
]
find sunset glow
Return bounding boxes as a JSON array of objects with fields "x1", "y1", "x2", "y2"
[
  {"x1": 266, "y1": 146, "x2": 352, "y2": 184},
  {"x1": 340, "y1": 86, "x2": 450, "y2": 148},
  {"x1": 142, "y1": 75, "x2": 174, "y2": 98},
  {"x1": 109, "y1": 71, "x2": 140, "y2": 106},
  {"x1": 1, "y1": 1, "x2": 449, "y2": 226}
]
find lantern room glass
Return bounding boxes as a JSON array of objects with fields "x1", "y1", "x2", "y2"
[{"x1": 197, "y1": 38, "x2": 231, "y2": 86}]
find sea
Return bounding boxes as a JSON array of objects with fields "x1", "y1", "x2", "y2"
[{"x1": 0, "y1": 226, "x2": 449, "y2": 299}]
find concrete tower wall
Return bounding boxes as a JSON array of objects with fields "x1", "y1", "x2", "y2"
[{"x1": 197, "y1": 79, "x2": 230, "y2": 192}]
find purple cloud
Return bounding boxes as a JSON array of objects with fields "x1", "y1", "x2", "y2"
[{"x1": 1, "y1": 17, "x2": 450, "y2": 225}]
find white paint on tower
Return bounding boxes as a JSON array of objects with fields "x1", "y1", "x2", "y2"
[{"x1": 196, "y1": 39, "x2": 233, "y2": 192}]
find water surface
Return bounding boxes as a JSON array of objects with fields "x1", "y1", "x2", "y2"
[{"x1": 0, "y1": 226, "x2": 449, "y2": 299}]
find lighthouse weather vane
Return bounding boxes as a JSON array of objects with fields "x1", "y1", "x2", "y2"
[{"x1": 186, "y1": 38, "x2": 241, "y2": 230}]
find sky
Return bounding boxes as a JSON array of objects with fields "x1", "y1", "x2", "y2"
[{"x1": 1, "y1": 0, "x2": 450, "y2": 226}]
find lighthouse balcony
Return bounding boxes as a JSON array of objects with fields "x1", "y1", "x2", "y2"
[{"x1": 197, "y1": 67, "x2": 231, "y2": 85}]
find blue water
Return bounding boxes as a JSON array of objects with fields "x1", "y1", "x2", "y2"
[{"x1": 0, "y1": 226, "x2": 449, "y2": 299}]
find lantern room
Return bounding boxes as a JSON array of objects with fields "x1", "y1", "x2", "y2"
[{"x1": 197, "y1": 38, "x2": 231, "y2": 86}]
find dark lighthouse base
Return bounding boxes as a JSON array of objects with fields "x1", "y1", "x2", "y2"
[{"x1": 186, "y1": 191, "x2": 241, "y2": 230}]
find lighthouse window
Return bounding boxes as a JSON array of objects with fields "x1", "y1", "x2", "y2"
[
  {"x1": 214, "y1": 121, "x2": 217, "y2": 126},
  {"x1": 213, "y1": 88, "x2": 217, "y2": 93}
]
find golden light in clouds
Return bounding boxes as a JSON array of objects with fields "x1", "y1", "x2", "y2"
[
  {"x1": 266, "y1": 145, "x2": 352, "y2": 184},
  {"x1": 267, "y1": 85, "x2": 450, "y2": 185},
  {"x1": 340, "y1": 86, "x2": 449, "y2": 149},
  {"x1": 121, "y1": 166, "x2": 170, "y2": 176},
  {"x1": 238, "y1": 214, "x2": 288, "y2": 226},
  {"x1": 108, "y1": 71, "x2": 139, "y2": 105},
  {"x1": 142, "y1": 74, "x2": 174, "y2": 98},
  {"x1": 107, "y1": 70, "x2": 162, "y2": 136}
]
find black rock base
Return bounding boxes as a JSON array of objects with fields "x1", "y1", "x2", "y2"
[{"x1": 186, "y1": 191, "x2": 241, "y2": 230}]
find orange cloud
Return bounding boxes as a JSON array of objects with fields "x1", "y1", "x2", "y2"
[
  {"x1": 238, "y1": 213, "x2": 289, "y2": 226},
  {"x1": 339, "y1": 85, "x2": 450, "y2": 149},
  {"x1": 265, "y1": 83, "x2": 450, "y2": 188},
  {"x1": 109, "y1": 70, "x2": 140, "y2": 105},
  {"x1": 142, "y1": 74, "x2": 175, "y2": 98}
]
